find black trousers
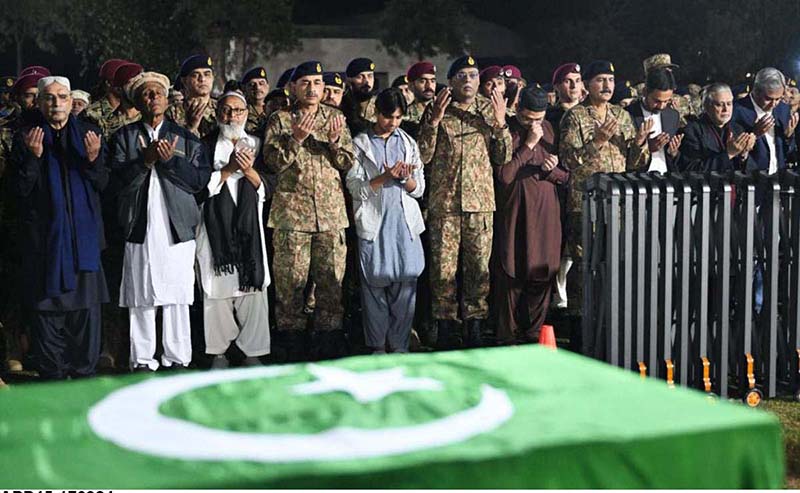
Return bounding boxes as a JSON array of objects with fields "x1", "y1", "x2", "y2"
[
  {"x1": 495, "y1": 272, "x2": 552, "y2": 345},
  {"x1": 29, "y1": 304, "x2": 101, "y2": 380}
]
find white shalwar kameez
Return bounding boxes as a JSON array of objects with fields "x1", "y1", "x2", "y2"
[
  {"x1": 120, "y1": 121, "x2": 196, "y2": 370},
  {"x1": 196, "y1": 133, "x2": 271, "y2": 357}
]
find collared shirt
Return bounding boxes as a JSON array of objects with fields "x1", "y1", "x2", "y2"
[
  {"x1": 642, "y1": 102, "x2": 667, "y2": 173},
  {"x1": 143, "y1": 120, "x2": 164, "y2": 142},
  {"x1": 751, "y1": 94, "x2": 778, "y2": 174}
]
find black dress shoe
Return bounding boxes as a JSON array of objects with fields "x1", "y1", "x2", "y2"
[
  {"x1": 435, "y1": 320, "x2": 462, "y2": 350},
  {"x1": 464, "y1": 319, "x2": 484, "y2": 348}
]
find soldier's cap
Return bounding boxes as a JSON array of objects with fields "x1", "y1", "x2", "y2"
[
  {"x1": 643, "y1": 53, "x2": 679, "y2": 75},
  {"x1": 479, "y1": 66, "x2": 503, "y2": 84},
  {"x1": 732, "y1": 83, "x2": 750, "y2": 96},
  {"x1": 13, "y1": 73, "x2": 45, "y2": 94},
  {"x1": 552, "y1": 63, "x2": 581, "y2": 85},
  {"x1": 789, "y1": 78, "x2": 798, "y2": 88},
  {"x1": 323, "y1": 72, "x2": 346, "y2": 89},
  {"x1": 582, "y1": 60, "x2": 615, "y2": 82},
  {"x1": 126, "y1": 71, "x2": 170, "y2": 102},
  {"x1": 407, "y1": 61, "x2": 436, "y2": 81},
  {"x1": 542, "y1": 82, "x2": 554, "y2": 93},
  {"x1": 70, "y1": 90, "x2": 91, "y2": 105},
  {"x1": 502, "y1": 65, "x2": 522, "y2": 79},
  {"x1": 675, "y1": 85, "x2": 690, "y2": 96},
  {"x1": 19, "y1": 65, "x2": 51, "y2": 78},
  {"x1": 180, "y1": 54, "x2": 213, "y2": 77},
  {"x1": 447, "y1": 55, "x2": 479, "y2": 79},
  {"x1": 0, "y1": 76, "x2": 15, "y2": 93},
  {"x1": 265, "y1": 88, "x2": 291, "y2": 102},
  {"x1": 610, "y1": 80, "x2": 634, "y2": 104},
  {"x1": 346, "y1": 57, "x2": 375, "y2": 78},
  {"x1": 519, "y1": 86, "x2": 549, "y2": 112},
  {"x1": 112, "y1": 63, "x2": 143, "y2": 89},
  {"x1": 241, "y1": 66, "x2": 268, "y2": 85},
  {"x1": 276, "y1": 67, "x2": 295, "y2": 89},
  {"x1": 98, "y1": 59, "x2": 126, "y2": 81},
  {"x1": 291, "y1": 61, "x2": 324, "y2": 82},
  {"x1": 391, "y1": 75, "x2": 409, "y2": 88}
]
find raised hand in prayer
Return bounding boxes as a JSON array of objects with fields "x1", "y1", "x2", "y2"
[
  {"x1": 635, "y1": 118, "x2": 655, "y2": 147},
  {"x1": 84, "y1": 130, "x2": 101, "y2": 163},
  {"x1": 490, "y1": 87, "x2": 507, "y2": 128},
  {"x1": 24, "y1": 127, "x2": 44, "y2": 158},
  {"x1": 156, "y1": 135, "x2": 179, "y2": 162},
  {"x1": 291, "y1": 111, "x2": 315, "y2": 143},
  {"x1": 328, "y1": 114, "x2": 344, "y2": 145},
  {"x1": 593, "y1": 115, "x2": 619, "y2": 146},
  {"x1": 430, "y1": 87, "x2": 452, "y2": 127},
  {"x1": 667, "y1": 133, "x2": 684, "y2": 158}
]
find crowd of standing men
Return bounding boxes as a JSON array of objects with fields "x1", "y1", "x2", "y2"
[{"x1": 0, "y1": 50, "x2": 798, "y2": 380}]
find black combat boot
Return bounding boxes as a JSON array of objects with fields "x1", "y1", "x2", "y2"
[{"x1": 464, "y1": 319, "x2": 484, "y2": 348}]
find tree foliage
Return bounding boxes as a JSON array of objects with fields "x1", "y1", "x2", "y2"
[{"x1": 379, "y1": 0, "x2": 467, "y2": 61}]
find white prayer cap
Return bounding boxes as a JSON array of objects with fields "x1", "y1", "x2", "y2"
[
  {"x1": 71, "y1": 90, "x2": 90, "y2": 105},
  {"x1": 218, "y1": 90, "x2": 247, "y2": 106},
  {"x1": 38, "y1": 76, "x2": 71, "y2": 92},
  {"x1": 126, "y1": 71, "x2": 170, "y2": 101}
]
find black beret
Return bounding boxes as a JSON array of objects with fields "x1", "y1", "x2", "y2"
[
  {"x1": 675, "y1": 85, "x2": 690, "y2": 96},
  {"x1": 0, "y1": 76, "x2": 15, "y2": 93},
  {"x1": 447, "y1": 55, "x2": 479, "y2": 79},
  {"x1": 582, "y1": 60, "x2": 615, "y2": 82},
  {"x1": 266, "y1": 88, "x2": 290, "y2": 101},
  {"x1": 323, "y1": 71, "x2": 345, "y2": 89},
  {"x1": 391, "y1": 75, "x2": 409, "y2": 88},
  {"x1": 611, "y1": 80, "x2": 634, "y2": 104},
  {"x1": 241, "y1": 66, "x2": 268, "y2": 85},
  {"x1": 173, "y1": 74, "x2": 183, "y2": 92},
  {"x1": 291, "y1": 61, "x2": 324, "y2": 82},
  {"x1": 180, "y1": 54, "x2": 213, "y2": 77},
  {"x1": 542, "y1": 82, "x2": 554, "y2": 92},
  {"x1": 276, "y1": 67, "x2": 294, "y2": 89},
  {"x1": 346, "y1": 57, "x2": 375, "y2": 78},
  {"x1": 519, "y1": 86, "x2": 549, "y2": 112}
]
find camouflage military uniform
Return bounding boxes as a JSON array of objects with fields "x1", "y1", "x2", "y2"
[
  {"x1": 246, "y1": 103, "x2": 269, "y2": 134},
  {"x1": 83, "y1": 96, "x2": 116, "y2": 128},
  {"x1": 670, "y1": 94, "x2": 694, "y2": 127},
  {"x1": 263, "y1": 104, "x2": 354, "y2": 331},
  {"x1": 559, "y1": 100, "x2": 648, "y2": 255},
  {"x1": 165, "y1": 97, "x2": 218, "y2": 138},
  {"x1": 401, "y1": 99, "x2": 431, "y2": 138},
  {"x1": 97, "y1": 107, "x2": 141, "y2": 139},
  {"x1": 417, "y1": 95, "x2": 512, "y2": 321}
]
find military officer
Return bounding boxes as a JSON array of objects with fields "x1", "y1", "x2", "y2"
[
  {"x1": 241, "y1": 66, "x2": 270, "y2": 133},
  {"x1": 341, "y1": 57, "x2": 377, "y2": 135},
  {"x1": 166, "y1": 55, "x2": 218, "y2": 138}
]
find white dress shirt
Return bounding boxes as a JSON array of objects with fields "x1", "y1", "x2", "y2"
[
  {"x1": 642, "y1": 103, "x2": 667, "y2": 173},
  {"x1": 751, "y1": 94, "x2": 778, "y2": 175}
]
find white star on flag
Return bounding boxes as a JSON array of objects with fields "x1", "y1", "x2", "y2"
[{"x1": 291, "y1": 365, "x2": 444, "y2": 403}]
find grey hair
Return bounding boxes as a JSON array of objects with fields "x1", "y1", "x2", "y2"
[
  {"x1": 752, "y1": 67, "x2": 785, "y2": 96},
  {"x1": 702, "y1": 83, "x2": 732, "y2": 110},
  {"x1": 37, "y1": 76, "x2": 71, "y2": 93}
]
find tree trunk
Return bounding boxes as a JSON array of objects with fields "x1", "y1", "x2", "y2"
[{"x1": 15, "y1": 35, "x2": 23, "y2": 75}]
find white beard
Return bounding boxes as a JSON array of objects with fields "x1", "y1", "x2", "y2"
[{"x1": 219, "y1": 121, "x2": 246, "y2": 141}]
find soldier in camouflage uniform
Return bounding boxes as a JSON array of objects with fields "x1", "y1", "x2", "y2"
[
  {"x1": 166, "y1": 55, "x2": 218, "y2": 138},
  {"x1": 341, "y1": 57, "x2": 377, "y2": 136},
  {"x1": 322, "y1": 72, "x2": 346, "y2": 109},
  {"x1": 87, "y1": 62, "x2": 143, "y2": 139},
  {"x1": 402, "y1": 61, "x2": 437, "y2": 139},
  {"x1": 559, "y1": 60, "x2": 651, "y2": 305},
  {"x1": 241, "y1": 66, "x2": 271, "y2": 134},
  {"x1": 83, "y1": 59, "x2": 128, "y2": 128},
  {"x1": 262, "y1": 61, "x2": 354, "y2": 361},
  {"x1": 417, "y1": 55, "x2": 512, "y2": 349},
  {"x1": 643, "y1": 53, "x2": 695, "y2": 126}
]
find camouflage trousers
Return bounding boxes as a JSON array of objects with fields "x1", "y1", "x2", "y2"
[
  {"x1": 272, "y1": 229, "x2": 347, "y2": 331},
  {"x1": 429, "y1": 212, "x2": 493, "y2": 321}
]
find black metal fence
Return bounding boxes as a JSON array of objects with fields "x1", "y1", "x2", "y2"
[{"x1": 581, "y1": 170, "x2": 800, "y2": 404}]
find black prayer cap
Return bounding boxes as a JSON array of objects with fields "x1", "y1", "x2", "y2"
[
  {"x1": 447, "y1": 55, "x2": 479, "y2": 79},
  {"x1": 582, "y1": 60, "x2": 615, "y2": 82},
  {"x1": 290, "y1": 61, "x2": 324, "y2": 82},
  {"x1": 180, "y1": 54, "x2": 213, "y2": 77},
  {"x1": 519, "y1": 86, "x2": 549, "y2": 112},
  {"x1": 241, "y1": 66, "x2": 268, "y2": 85},
  {"x1": 346, "y1": 57, "x2": 375, "y2": 78}
]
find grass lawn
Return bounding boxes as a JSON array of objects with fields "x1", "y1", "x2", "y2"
[{"x1": 762, "y1": 398, "x2": 800, "y2": 488}]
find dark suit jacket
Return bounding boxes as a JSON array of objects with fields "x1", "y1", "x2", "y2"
[
  {"x1": 678, "y1": 114, "x2": 755, "y2": 172},
  {"x1": 627, "y1": 100, "x2": 681, "y2": 172},
  {"x1": 732, "y1": 96, "x2": 796, "y2": 171}
]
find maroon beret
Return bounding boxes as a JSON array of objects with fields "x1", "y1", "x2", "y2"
[
  {"x1": 99, "y1": 59, "x2": 128, "y2": 81},
  {"x1": 14, "y1": 73, "x2": 44, "y2": 94},
  {"x1": 502, "y1": 65, "x2": 522, "y2": 79},
  {"x1": 112, "y1": 63, "x2": 143, "y2": 89},
  {"x1": 19, "y1": 65, "x2": 51, "y2": 78},
  {"x1": 552, "y1": 63, "x2": 581, "y2": 85},
  {"x1": 407, "y1": 61, "x2": 436, "y2": 81},
  {"x1": 479, "y1": 65, "x2": 503, "y2": 85}
]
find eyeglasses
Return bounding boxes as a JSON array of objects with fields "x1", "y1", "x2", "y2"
[
  {"x1": 40, "y1": 94, "x2": 70, "y2": 103},
  {"x1": 454, "y1": 72, "x2": 479, "y2": 81},
  {"x1": 220, "y1": 107, "x2": 247, "y2": 117}
]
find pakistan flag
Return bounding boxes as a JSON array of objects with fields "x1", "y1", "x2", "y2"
[{"x1": 0, "y1": 346, "x2": 784, "y2": 488}]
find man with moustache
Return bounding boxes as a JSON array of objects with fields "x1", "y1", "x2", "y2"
[
  {"x1": 166, "y1": 55, "x2": 218, "y2": 138},
  {"x1": 8, "y1": 76, "x2": 109, "y2": 379},
  {"x1": 627, "y1": 67, "x2": 684, "y2": 173},
  {"x1": 479, "y1": 66, "x2": 506, "y2": 99},
  {"x1": 322, "y1": 72, "x2": 346, "y2": 108},
  {"x1": 84, "y1": 59, "x2": 127, "y2": 127},
  {"x1": 402, "y1": 61, "x2": 437, "y2": 138},
  {"x1": 560, "y1": 60, "x2": 651, "y2": 306},
  {"x1": 642, "y1": 54, "x2": 695, "y2": 125},
  {"x1": 341, "y1": 57, "x2": 378, "y2": 136},
  {"x1": 262, "y1": 61, "x2": 354, "y2": 361},
  {"x1": 92, "y1": 62, "x2": 143, "y2": 139},
  {"x1": 197, "y1": 91, "x2": 274, "y2": 368},
  {"x1": 417, "y1": 55, "x2": 512, "y2": 349},
  {"x1": 240, "y1": 66, "x2": 270, "y2": 134},
  {"x1": 111, "y1": 72, "x2": 211, "y2": 371}
]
